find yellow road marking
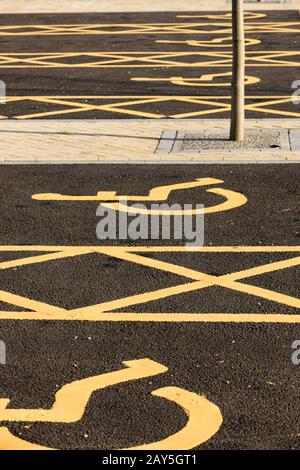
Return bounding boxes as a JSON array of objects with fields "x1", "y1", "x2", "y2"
[
  {"x1": 156, "y1": 38, "x2": 261, "y2": 48},
  {"x1": 0, "y1": 358, "x2": 167, "y2": 423},
  {"x1": 1, "y1": 95, "x2": 297, "y2": 120},
  {"x1": 102, "y1": 188, "x2": 247, "y2": 216},
  {"x1": 177, "y1": 12, "x2": 266, "y2": 20},
  {"x1": 0, "y1": 428, "x2": 53, "y2": 450},
  {"x1": 0, "y1": 247, "x2": 93, "y2": 270},
  {"x1": 0, "y1": 359, "x2": 222, "y2": 450},
  {"x1": 0, "y1": 289, "x2": 66, "y2": 315},
  {"x1": 0, "y1": 21, "x2": 299, "y2": 36},
  {"x1": 125, "y1": 387, "x2": 222, "y2": 450},
  {"x1": 132, "y1": 73, "x2": 260, "y2": 88},
  {"x1": 32, "y1": 177, "x2": 225, "y2": 201},
  {"x1": 1, "y1": 51, "x2": 299, "y2": 67},
  {"x1": 32, "y1": 177, "x2": 248, "y2": 216},
  {"x1": 0, "y1": 246, "x2": 298, "y2": 322}
]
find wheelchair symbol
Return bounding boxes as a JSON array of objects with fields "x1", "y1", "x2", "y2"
[
  {"x1": 32, "y1": 177, "x2": 247, "y2": 216},
  {"x1": 132, "y1": 72, "x2": 260, "y2": 88},
  {"x1": 0, "y1": 358, "x2": 222, "y2": 450}
]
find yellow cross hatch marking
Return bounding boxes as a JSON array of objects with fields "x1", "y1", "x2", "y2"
[
  {"x1": 0, "y1": 51, "x2": 299, "y2": 67},
  {"x1": 1, "y1": 95, "x2": 299, "y2": 119},
  {"x1": 0, "y1": 21, "x2": 299, "y2": 36},
  {"x1": 0, "y1": 245, "x2": 299, "y2": 323}
]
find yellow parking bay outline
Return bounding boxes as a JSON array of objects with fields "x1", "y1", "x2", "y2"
[{"x1": 0, "y1": 245, "x2": 299, "y2": 323}]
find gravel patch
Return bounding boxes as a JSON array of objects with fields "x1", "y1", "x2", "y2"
[{"x1": 180, "y1": 131, "x2": 281, "y2": 152}]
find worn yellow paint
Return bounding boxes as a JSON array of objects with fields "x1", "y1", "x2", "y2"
[
  {"x1": 0, "y1": 360, "x2": 222, "y2": 451},
  {"x1": 125, "y1": 387, "x2": 222, "y2": 450},
  {"x1": 0, "y1": 358, "x2": 167, "y2": 423},
  {"x1": 132, "y1": 72, "x2": 260, "y2": 87},
  {"x1": 0, "y1": 246, "x2": 299, "y2": 323},
  {"x1": 1, "y1": 95, "x2": 298, "y2": 120}
]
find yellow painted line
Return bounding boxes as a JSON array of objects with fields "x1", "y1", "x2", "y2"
[
  {"x1": 0, "y1": 428, "x2": 53, "y2": 450},
  {"x1": 71, "y1": 280, "x2": 211, "y2": 316},
  {"x1": 3, "y1": 95, "x2": 295, "y2": 99},
  {"x1": 0, "y1": 312, "x2": 300, "y2": 323},
  {"x1": 0, "y1": 290, "x2": 66, "y2": 315},
  {"x1": 32, "y1": 177, "x2": 224, "y2": 201},
  {"x1": 86, "y1": 249, "x2": 300, "y2": 311},
  {"x1": 124, "y1": 246, "x2": 300, "y2": 252},
  {"x1": 177, "y1": 12, "x2": 266, "y2": 20},
  {"x1": 0, "y1": 246, "x2": 298, "y2": 323},
  {"x1": 102, "y1": 188, "x2": 248, "y2": 215},
  {"x1": 32, "y1": 178, "x2": 248, "y2": 216},
  {"x1": 126, "y1": 387, "x2": 222, "y2": 450},
  {"x1": 132, "y1": 73, "x2": 260, "y2": 87},
  {"x1": 0, "y1": 248, "x2": 93, "y2": 270},
  {"x1": 0, "y1": 50, "x2": 299, "y2": 67},
  {"x1": 157, "y1": 37, "x2": 261, "y2": 48},
  {"x1": 0, "y1": 359, "x2": 222, "y2": 450},
  {"x1": 0, "y1": 21, "x2": 299, "y2": 36},
  {"x1": 0, "y1": 358, "x2": 167, "y2": 423},
  {"x1": 218, "y1": 279, "x2": 300, "y2": 309},
  {"x1": 0, "y1": 246, "x2": 298, "y2": 252},
  {"x1": 2, "y1": 95, "x2": 296, "y2": 120}
]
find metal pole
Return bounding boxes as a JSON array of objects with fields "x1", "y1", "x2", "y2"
[{"x1": 230, "y1": 0, "x2": 245, "y2": 141}]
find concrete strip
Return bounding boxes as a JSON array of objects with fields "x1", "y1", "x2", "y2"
[
  {"x1": 280, "y1": 129, "x2": 291, "y2": 151},
  {"x1": 1, "y1": 119, "x2": 300, "y2": 163},
  {"x1": 1, "y1": 160, "x2": 300, "y2": 165},
  {"x1": 0, "y1": 0, "x2": 299, "y2": 13},
  {"x1": 171, "y1": 131, "x2": 186, "y2": 154},
  {"x1": 155, "y1": 130, "x2": 176, "y2": 154},
  {"x1": 289, "y1": 129, "x2": 300, "y2": 151}
]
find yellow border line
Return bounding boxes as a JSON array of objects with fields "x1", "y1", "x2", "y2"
[{"x1": 0, "y1": 312, "x2": 300, "y2": 323}]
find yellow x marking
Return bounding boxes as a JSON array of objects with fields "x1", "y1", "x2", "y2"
[
  {"x1": 1, "y1": 95, "x2": 299, "y2": 120},
  {"x1": 0, "y1": 51, "x2": 298, "y2": 68},
  {"x1": 0, "y1": 245, "x2": 299, "y2": 323},
  {"x1": 0, "y1": 21, "x2": 298, "y2": 36}
]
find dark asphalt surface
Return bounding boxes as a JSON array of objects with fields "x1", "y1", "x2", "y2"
[
  {"x1": 0, "y1": 10, "x2": 299, "y2": 118},
  {"x1": 0, "y1": 164, "x2": 299, "y2": 449},
  {"x1": 1, "y1": 7, "x2": 300, "y2": 453}
]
